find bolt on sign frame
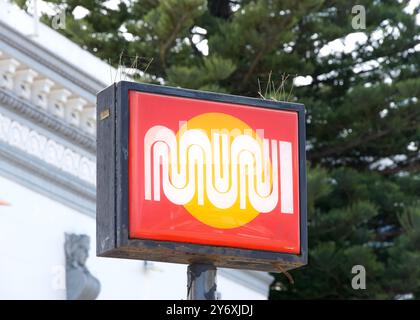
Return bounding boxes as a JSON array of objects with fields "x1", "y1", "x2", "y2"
[{"x1": 96, "y1": 81, "x2": 307, "y2": 273}]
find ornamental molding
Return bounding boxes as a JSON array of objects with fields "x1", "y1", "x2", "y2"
[
  {"x1": 0, "y1": 111, "x2": 96, "y2": 185},
  {"x1": 0, "y1": 21, "x2": 105, "y2": 96},
  {"x1": 0, "y1": 88, "x2": 96, "y2": 152}
]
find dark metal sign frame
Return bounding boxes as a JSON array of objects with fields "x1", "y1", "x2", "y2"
[{"x1": 96, "y1": 81, "x2": 307, "y2": 273}]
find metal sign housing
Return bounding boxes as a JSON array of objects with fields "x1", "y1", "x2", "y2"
[{"x1": 96, "y1": 81, "x2": 307, "y2": 272}]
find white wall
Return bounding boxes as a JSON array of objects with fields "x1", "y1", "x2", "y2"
[{"x1": 0, "y1": 174, "x2": 267, "y2": 300}]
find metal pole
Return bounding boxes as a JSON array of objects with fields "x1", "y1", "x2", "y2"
[{"x1": 187, "y1": 263, "x2": 217, "y2": 300}]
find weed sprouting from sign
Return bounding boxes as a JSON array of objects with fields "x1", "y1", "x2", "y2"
[
  {"x1": 258, "y1": 71, "x2": 296, "y2": 102},
  {"x1": 108, "y1": 50, "x2": 154, "y2": 84}
]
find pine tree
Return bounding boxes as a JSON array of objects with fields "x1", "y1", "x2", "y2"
[{"x1": 16, "y1": 0, "x2": 420, "y2": 299}]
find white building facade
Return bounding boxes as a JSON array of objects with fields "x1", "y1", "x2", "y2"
[{"x1": 0, "y1": 0, "x2": 273, "y2": 300}]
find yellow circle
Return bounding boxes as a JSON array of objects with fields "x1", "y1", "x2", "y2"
[{"x1": 176, "y1": 112, "x2": 269, "y2": 229}]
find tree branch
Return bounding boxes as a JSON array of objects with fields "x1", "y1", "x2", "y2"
[{"x1": 159, "y1": 13, "x2": 189, "y2": 68}]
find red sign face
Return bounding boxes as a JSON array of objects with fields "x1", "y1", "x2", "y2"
[{"x1": 129, "y1": 91, "x2": 300, "y2": 253}]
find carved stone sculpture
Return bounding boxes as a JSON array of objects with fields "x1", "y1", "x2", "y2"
[{"x1": 65, "y1": 233, "x2": 100, "y2": 300}]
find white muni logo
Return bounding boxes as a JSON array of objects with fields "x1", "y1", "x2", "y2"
[{"x1": 144, "y1": 124, "x2": 294, "y2": 214}]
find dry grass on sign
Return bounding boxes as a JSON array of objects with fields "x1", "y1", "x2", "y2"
[
  {"x1": 258, "y1": 71, "x2": 296, "y2": 102},
  {"x1": 109, "y1": 50, "x2": 154, "y2": 83}
]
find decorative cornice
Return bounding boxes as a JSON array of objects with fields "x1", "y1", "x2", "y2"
[
  {"x1": 0, "y1": 21, "x2": 105, "y2": 96},
  {"x1": 0, "y1": 88, "x2": 96, "y2": 153},
  {"x1": 0, "y1": 111, "x2": 96, "y2": 185}
]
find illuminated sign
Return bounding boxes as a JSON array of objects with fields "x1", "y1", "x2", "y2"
[{"x1": 97, "y1": 81, "x2": 307, "y2": 272}]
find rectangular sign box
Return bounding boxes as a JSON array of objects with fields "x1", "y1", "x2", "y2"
[{"x1": 97, "y1": 81, "x2": 307, "y2": 272}]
